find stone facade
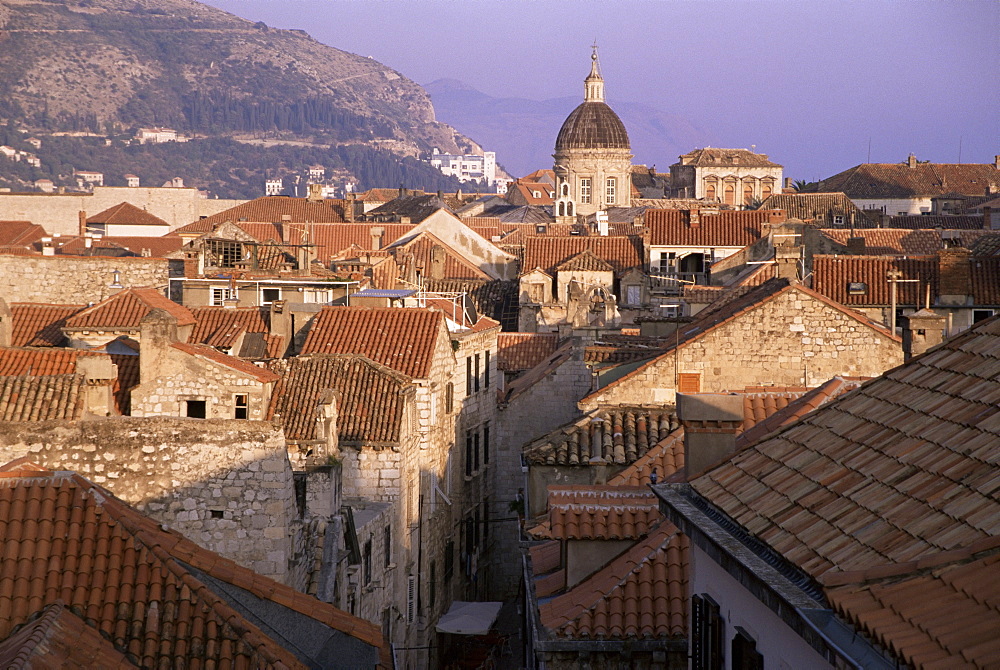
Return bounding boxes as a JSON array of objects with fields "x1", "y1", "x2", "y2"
[
  {"x1": 0, "y1": 417, "x2": 297, "y2": 585},
  {"x1": 0, "y1": 186, "x2": 243, "y2": 236},
  {"x1": 581, "y1": 286, "x2": 903, "y2": 410},
  {"x1": 0, "y1": 254, "x2": 181, "y2": 304}
]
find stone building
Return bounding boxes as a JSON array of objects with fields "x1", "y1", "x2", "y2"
[
  {"x1": 669, "y1": 148, "x2": 782, "y2": 207},
  {"x1": 579, "y1": 279, "x2": 903, "y2": 410},
  {"x1": 552, "y1": 47, "x2": 633, "y2": 221}
]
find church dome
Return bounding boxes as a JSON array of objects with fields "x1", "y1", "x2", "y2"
[{"x1": 555, "y1": 101, "x2": 630, "y2": 151}]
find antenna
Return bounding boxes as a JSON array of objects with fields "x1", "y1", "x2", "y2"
[
  {"x1": 958, "y1": 135, "x2": 963, "y2": 164},
  {"x1": 867, "y1": 138, "x2": 872, "y2": 164}
]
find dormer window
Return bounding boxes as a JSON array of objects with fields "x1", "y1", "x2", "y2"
[{"x1": 847, "y1": 282, "x2": 868, "y2": 295}]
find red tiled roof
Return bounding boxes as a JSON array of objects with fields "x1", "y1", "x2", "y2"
[
  {"x1": 170, "y1": 342, "x2": 279, "y2": 383},
  {"x1": 818, "y1": 228, "x2": 989, "y2": 255},
  {"x1": 825, "y1": 546, "x2": 1000, "y2": 670},
  {"x1": 0, "y1": 220, "x2": 46, "y2": 248},
  {"x1": 759, "y1": 193, "x2": 870, "y2": 223},
  {"x1": 538, "y1": 521, "x2": 688, "y2": 640},
  {"x1": 191, "y1": 196, "x2": 347, "y2": 227},
  {"x1": 645, "y1": 209, "x2": 781, "y2": 246},
  {"x1": 300, "y1": 306, "x2": 445, "y2": 379},
  {"x1": 691, "y1": 314, "x2": 1000, "y2": 579},
  {"x1": 56, "y1": 235, "x2": 184, "y2": 258},
  {"x1": 0, "y1": 347, "x2": 104, "y2": 376},
  {"x1": 812, "y1": 255, "x2": 939, "y2": 305},
  {"x1": 189, "y1": 306, "x2": 269, "y2": 349},
  {"x1": 87, "y1": 202, "x2": 170, "y2": 227},
  {"x1": 972, "y1": 256, "x2": 1000, "y2": 304},
  {"x1": 522, "y1": 236, "x2": 644, "y2": 276},
  {"x1": 0, "y1": 374, "x2": 84, "y2": 421},
  {"x1": 882, "y1": 214, "x2": 985, "y2": 230},
  {"x1": 536, "y1": 486, "x2": 661, "y2": 540},
  {"x1": 267, "y1": 354, "x2": 411, "y2": 445},
  {"x1": 0, "y1": 601, "x2": 136, "y2": 669},
  {"x1": 523, "y1": 406, "x2": 677, "y2": 465},
  {"x1": 0, "y1": 464, "x2": 391, "y2": 668},
  {"x1": 390, "y1": 231, "x2": 490, "y2": 280},
  {"x1": 556, "y1": 248, "x2": 615, "y2": 272},
  {"x1": 9, "y1": 303, "x2": 83, "y2": 347},
  {"x1": 497, "y1": 333, "x2": 559, "y2": 371},
  {"x1": 65, "y1": 288, "x2": 196, "y2": 330},
  {"x1": 509, "y1": 181, "x2": 554, "y2": 206},
  {"x1": 817, "y1": 162, "x2": 1000, "y2": 198},
  {"x1": 675, "y1": 147, "x2": 781, "y2": 168}
]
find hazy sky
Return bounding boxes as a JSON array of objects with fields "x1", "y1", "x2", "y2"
[{"x1": 203, "y1": 0, "x2": 998, "y2": 180}]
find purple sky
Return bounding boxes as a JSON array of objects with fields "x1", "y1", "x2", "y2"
[{"x1": 203, "y1": 0, "x2": 998, "y2": 181}]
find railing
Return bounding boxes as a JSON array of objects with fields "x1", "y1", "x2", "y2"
[{"x1": 648, "y1": 271, "x2": 709, "y2": 294}]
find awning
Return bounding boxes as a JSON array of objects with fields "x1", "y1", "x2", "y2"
[{"x1": 435, "y1": 601, "x2": 503, "y2": 636}]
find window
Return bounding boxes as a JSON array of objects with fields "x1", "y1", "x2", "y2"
[
  {"x1": 234, "y1": 394, "x2": 248, "y2": 419},
  {"x1": 484, "y1": 350, "x2": 491, "y2": 389},
  {"x1": 678, "y1": 373, "x2": 701, "y2": 394},
  {"x1": 483, "y1": 497, "x2": 490, "y2": 541},
  {"x1": 185, "y1": 399, "x2": 206, "y2": 419},
  {"x1": 832, "y1": 215, "x2": 845, "y2": 226},
  {"x1": 761, "y1": 182, "x2": 772, "y2": 198},
  {"x1": 465, "y1": 431, "x2": 474, "y2": 477},
  {"x1": 445, "y1": 382, "x2": 454, "y2": 413},
  {"x1": 363, "y1": 538, "x2": 372, "y2": 585},
  {"x1": 406, "y1": 575, "x2": 416, "y2": 623},
  {"x1": 384, "y1": 525, "x2": 392, "y2": 568},
  {"x1": 657, "y1": 252, "x2": 677, "y2": 274},
  {"x1": 466, "y1": 357, "x2": 473, "y2": 395},
  {"x1": 743, "y1": 183, "x2": 754, "y2": 206},
  {"x1": 536, "y1": 224, "x2": 547, "y2": 234},
  {"x1": 847, "y1": 282, "x2": 868, "y2": 295},
  {"x1": 483, "y1": 422, "x2": 490, "y2": 465},
  {"x1": 626, "y1": 285, "x2": 641, "y2": 306},
  {"x1": 261, "y1": 287, "x2": 281, "y2": 304},
  {"x1": 580, "y1": 178, "x2": 592, "y2": 204},
  {"x1": 974, "y1": 309, "x2": 997, "y2": 322},
  {"x1": 606, "y1": 177, "x2": 616, "y2": 204},
  {"x1": 210, "y1": 287, "x2": 235, "y2": 306},
  {"x1": 445, "y1": 540, "x2": 454, "y2": 582},
  {"x1": 705, "y1": 181, "x2": 717, "y2": 200},
  {"x1": 206, "y1": 239, "x2": 243, "y2": 268},
  {"x1": 429, "y1": 560, "x2": 437, "y2": 608},
  {"x1": 473, "y1": 430, "x2": 480, "y2": 472},
  {"x1": 732, "y1": 627, "x2": 763, "y2": 670},
  {"x1": 474, "y1": 353, "x2": 481, "y2": 393},
  {"x1": 692, "y1": 594, "x2": 725, "y2": 670},
  {"x1": 724, "y1": 183, "x2": 735, "y2": 205}
]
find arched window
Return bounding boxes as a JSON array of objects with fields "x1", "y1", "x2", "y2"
[
  {"x1": 705, "y1": 182, "x2": 717, "y2": 200},
  {"x1": 606, "y1": 177, "x2": 617, "y2": 205},
  {"x1": 558, "y1": 202, "x2": 565, "y2": 216},
  {"x1": 761, "y1": 182, "x2": 772, "y2": 199},
  {"x1": 743, "y1": 183, "x2": 754, "y2": 206},
  {"x1": 724, "y1": 184, "x2": 735, "y2": 205},
  {"x1": 562, "y1": 183, "x2": 569, "y2": 196},
  {"x1": 567, "y1": 202, "x2": 574, "y2": 216}
]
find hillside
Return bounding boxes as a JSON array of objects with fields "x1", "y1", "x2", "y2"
[
  {"x1": 0, "y1": 0, "x2": 475, "y2": 156},
  {"x1": 425, "y1": 78, "x2": 712, "y2": 177}
]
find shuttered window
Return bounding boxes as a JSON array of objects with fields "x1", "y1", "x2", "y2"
[{"x1": 678, "y1": 372, "x2": 701, "y2": 394}]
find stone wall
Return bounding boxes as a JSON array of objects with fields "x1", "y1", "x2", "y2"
[
  {"x1": 0, "y1": 187, "x2": 243, "y2": 236},
  {"x1": 581, "y1": 287, "x2": 903, "y2": 409},
  {"x1": 0, "y1": 417, "x2": 297, "y2": 584},
  {"x1": 0, "y1": 254, "x2": 181, "y2": 304}
]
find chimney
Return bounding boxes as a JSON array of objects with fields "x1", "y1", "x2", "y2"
[
  {"x1": 430, "y1": 244, "x2": 446, "y2": 280},
  {"x1": 399, "y1": 216, "x2": 411, "y2": 225},
  {"x1": 688, "y1": 209, "x2": 700, "y2": 229},
  {"x1": 76, "y1": 355, "x2": 118, "y2": 416},
  {"x1": 994, "y1": 155, "x2": 1000, "y2": 169},
  {"x1": 182, "y1": 248, "x2": 201, "y2": 277},
  {"x1": 907, "y1": 154, "x2": 918, "y2": 168},
  {"x1": 846, "y1": 236, "x2": 865, "y2": 254},
  {"x1": 369, "y1": 226, "x2": 384, "y2": 250},
  {"x1": 784, "y1": 177, "x2": 792, "y2": 189},
  {"x1": 985, "y1": 206, "x2": 996, "y2": 230},
  {"x1": 139, "y1": 308, "x2": 179, "y2": 386},
  {"x1": 269, "y1": 300, "x2": 291, "y2": 355},
  {"x1": 307, "y1": 183, "x2": 323, "y2": 202},
  {"x1": 902, "y1": 309, "x2": 947, "y2": 361},
  {"x1": 0, "y1": 298, "x2": 12, "y2": 347},
  {"x1": 84, "y1": 234, "x2": 93, "y2": 249},
  {"x1": 774, "y1": 244, "x2": 800, "y2": 281},
  {"x1": 345, "y1": 194, "x2": 357, "y2": 222},
  {"x1": 41, "y1": 237, "x2": 55, "y2": 256},
  {"x1": 937, "y1": 247, "x2": 972, "y2": 304},
  {"x1": 79, "y1": 210, "x2": 87, "y2": 236},
  {"x1": 678, "y1": 393, "x2": 744, "y2": 479}
]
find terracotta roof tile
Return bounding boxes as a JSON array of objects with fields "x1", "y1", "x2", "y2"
[
  {"x1": 883, "y1": 215, "x2": 986, "y2": 230},
  {"x1": 692, "y1": 315, "x2": 1000, "y2": 579},
  {"x1": 189, "y1": 195, "x2": 348, "y2": 227},
  {"x1": 538, "y1": 522, "x2": 688, "y2": 640},
  {"x1": 87, "y1": 202, "x2": 170, "y2": 228},
  {"x1": 818, "y1": 162, "x2": 1000, "y2": 199},
  {"x1": 0, "y1": 601, "x2": 136, "y2": 668},
  {"x1": 759, "y1": 193, "x2": 872, "y2": 224},
  {"x1": 267, "y1": 354, "x2": 411, "y2": 445},
  {"x1": 422, "y1": 278, "x2": 520, "y2": 332},
  {"x1": 389, "y1": 231, "x2": 489, "y2": 280},
  {"x1": 645, "y1": 209, "x2": 782, "y2": 247},
  {"x1": 300, "y1": 306, "x2": 445, "y2": 379},
  {"x1": 532, "y1": 486, "x2": 661, "y2": 541},
  {"x1": 0, "y1": 465, "x2": 391, "y2": 668},
  {"x1": 0, "y1": 347, "x2": 104, "y2": 376},
  {"x1": 189, "y1": 306, "x2": 270, "y2": 351},
  {"x1": 64, "y1": 289, "x2": 195, "y2": 330},
  {"x1": 522, "y1": 236, "x2": 644, "y2": 276},
  {"x1": 0, "y1": 221, "x2": 46, "y2": 249},
  {"x1": 675, "y1": 147, "x2": 781, "y2": 168},
  {"x1": 0, "y1": 374, "x2": 84, "y2": 421},
  {"x1": 9, "y1": 303, "x2": 83, "y2": 347},
  {"x1": 55, "y1": 235, "x2": 184, "y2": 258},
  {"x1": 826, "y1": 549, "x2": 1000, "y2": 670},
  {"x1": 497, "y1": 333, "x2": 559, "y2": 372},
  {"x1": 555, "y1": 248, "x2": 615, "y2": 272},
  {"x1": 819, "y1": 228, "x2": 989, "y2": 255}
]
